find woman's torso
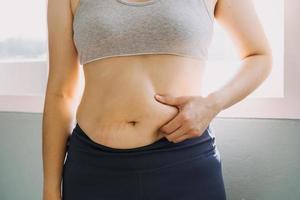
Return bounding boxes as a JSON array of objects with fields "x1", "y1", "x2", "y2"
[{"x1": 71, "y1": 0, "x2": 215, "y2": 149}]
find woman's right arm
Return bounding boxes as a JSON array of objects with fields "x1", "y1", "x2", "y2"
[{"x1": 43, "y1": 0, "x2": 80, "y2": 199}]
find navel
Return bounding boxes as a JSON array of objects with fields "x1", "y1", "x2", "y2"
[{"x1": 127, "y1": 120, "x2": 138, "y2": 126}]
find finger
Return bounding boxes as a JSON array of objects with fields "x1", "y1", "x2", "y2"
[
  {"x1": 166, "y1": 124, "x2": 190, "y2": 141},
  {"x1": 155, "y1": 95, "x2": 191, "y2": 106},
  {"x1": 173, "y1": 134, "x2": 191, "y2": 143},
  {"x1": 159, "y1": 113, "x2": 184, "y2": 134}
]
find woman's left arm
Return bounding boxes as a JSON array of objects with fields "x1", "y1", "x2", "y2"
[
  {"x1": 206, "y1": 0, "x2": 273, "y2": 111},
  {"x1": 155, "y1": 0, "x2": 273, "y2": 143}
]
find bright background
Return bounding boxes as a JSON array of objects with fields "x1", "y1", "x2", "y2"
[{"x1": 0, "y1": 0, "x2": 299, "y2": 119}]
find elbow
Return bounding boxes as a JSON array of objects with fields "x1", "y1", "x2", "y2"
[
  {"x1": 261, "y1": 47, "x2": 273, "y2": 76},
  {"x1": 243, "y1": 47, "x2": 273, "y2": 73},
  {"x1": 240, "y1": 47, "x2": 273, "y2": 82},
  {"x1": 260, "y1": 51, "x2": 274, "y2": 79}
]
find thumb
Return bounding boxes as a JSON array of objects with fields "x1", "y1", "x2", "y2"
[{"x1": 154, "y1": 94, "x2": 191, "y2": 106}]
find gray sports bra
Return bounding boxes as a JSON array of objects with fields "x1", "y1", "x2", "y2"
[{"x1": 73, "y1": 0, "x2": 217, "y2": 65}]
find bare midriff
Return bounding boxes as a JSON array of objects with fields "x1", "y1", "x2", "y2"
[{"x1": 75, "y1": 54, "x2": 206, "y2": 149}]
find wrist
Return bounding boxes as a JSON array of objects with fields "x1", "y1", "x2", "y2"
[
  {"x1": 43, "y1": 182, "x2": 61, "y2": 196},
  {"x1": 205, "y1": 91, "x2": 224, "y2": 113},
  {"x1": 43, "y1": 189, "x2": 61, "y2": 200}
]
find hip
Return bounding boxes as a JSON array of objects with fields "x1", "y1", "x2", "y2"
[
  {"x1": 64, "y1": 122, "x2": 217, "y2": 173},
  {"x1": 62, "y1": 123, "x2": 226, "y2": 200}
]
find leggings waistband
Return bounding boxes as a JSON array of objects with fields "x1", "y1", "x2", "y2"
[{"x1": 66, "y1": 122, "x2": 217, "y2": 172}]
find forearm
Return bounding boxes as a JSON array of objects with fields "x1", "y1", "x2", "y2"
[
  {"x1": 207, "y1": 53, "x2": 273, "y2": 111},
  {"x1": 42, "y1": 95, "x2": 76, "y2": 195}
]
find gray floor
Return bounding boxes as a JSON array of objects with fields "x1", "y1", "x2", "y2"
[{"x1": 0, "y1": 112, "x2": 299, "y2": 200}]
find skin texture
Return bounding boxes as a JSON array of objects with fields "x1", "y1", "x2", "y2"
[{"x1": 43, "y1": 0, "x2": 272, "y2": 199}]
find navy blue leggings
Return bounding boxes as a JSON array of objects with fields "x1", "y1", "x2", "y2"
[{"x1": 62, "y1": 122, "x2": 227, "y2": 200}]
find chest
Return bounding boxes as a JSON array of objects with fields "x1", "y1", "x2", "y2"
[{"x1": 73, "y1": 0, "x2": 214, "y2": 42}]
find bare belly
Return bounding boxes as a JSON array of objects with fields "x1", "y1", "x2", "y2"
[{"x1": 75, "y1": 54, "x2": 206, "y2": 149}]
